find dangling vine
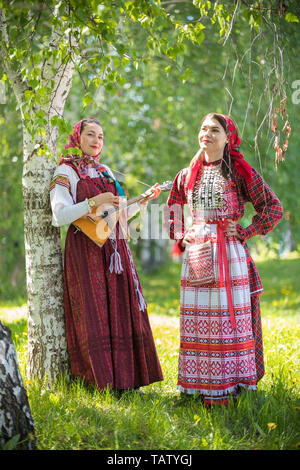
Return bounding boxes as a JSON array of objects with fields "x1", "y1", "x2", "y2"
[{"x1": 272, "y1": 96, "x2": 291, "y2": 168}]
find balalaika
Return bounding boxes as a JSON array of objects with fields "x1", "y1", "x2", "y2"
[{"x1": 72, "y1": 181, "x2": 173, "y2": 247}]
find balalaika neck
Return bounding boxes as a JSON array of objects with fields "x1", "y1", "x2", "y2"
[
  {"x1": 99, "y1": 193, "x2": 147, "y2": 219},
  {"x1": 98, "y1": 180, "x2": 172, "y2": 219}
]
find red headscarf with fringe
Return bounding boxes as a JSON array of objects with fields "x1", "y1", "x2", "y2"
[{"x1": 186, "y1": 114, "x2": 252, "y2": 191}]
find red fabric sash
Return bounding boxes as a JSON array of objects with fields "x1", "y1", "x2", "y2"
[{"x1": 208, "y1": 219, "x2": 236, "y2": 330}]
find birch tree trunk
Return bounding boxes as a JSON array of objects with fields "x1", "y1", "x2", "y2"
[
  {"x1": 0, "y1": 6, "x2": 77, "y2": 382},
  {"x1": 0, "y1": 322, "x2": 35, "y2": 449},
  {"x1": 22, "y1": 129, "x2": 69, "y2": 382},
  {"x1": 23, "y1": 58, "x2": 75, "y2": 382}
]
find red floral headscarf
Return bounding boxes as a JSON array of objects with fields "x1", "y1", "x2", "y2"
[
  {"x1": 186, "y1": 114, "x2": 253, "y2": 191},
  {"x1": 59, "y1": 118, "x2": 107, "y2": 178}
]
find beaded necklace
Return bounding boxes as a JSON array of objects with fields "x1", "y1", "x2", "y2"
[{"x1": 192, "y1": 160, "x2": 225, "y2": 211}]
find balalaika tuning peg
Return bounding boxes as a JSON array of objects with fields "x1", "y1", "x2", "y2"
[{"x1": 159, "y1": 180, "x2": 173, "y2": 191}]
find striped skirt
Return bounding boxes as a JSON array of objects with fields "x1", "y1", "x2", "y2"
[{"x1": 178, "y1": 222, "x2": 258, "y2": 405}]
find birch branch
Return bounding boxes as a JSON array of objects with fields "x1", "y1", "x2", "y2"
[{"x1": 0, "y1": 8, "x2": 27, "y2": 108}]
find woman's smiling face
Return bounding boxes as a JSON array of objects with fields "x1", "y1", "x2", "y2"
[
  {"x1": 198, "y1": 116, "x2": 228, "y2": 158},
  {"x1": 80, "y1": 122, "x2": 104, "y2": 157}
]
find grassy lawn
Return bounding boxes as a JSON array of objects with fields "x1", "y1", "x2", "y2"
[{"x1": 0, "y1": 254, "x2": 299, "y2": 450}]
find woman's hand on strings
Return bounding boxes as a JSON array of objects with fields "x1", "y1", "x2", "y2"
[
  {"x1": 140, "y1": 183, "x2": 161, "y2": 205},
  {"x1": 90, "y1": 192, "x2": 120, "y2": 207}
]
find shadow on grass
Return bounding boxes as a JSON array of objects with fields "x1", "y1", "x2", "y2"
[{"x1": 24, "y1": 367, "x2": 300, "y2": 451}]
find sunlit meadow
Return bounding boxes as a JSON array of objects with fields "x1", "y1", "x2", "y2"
[{"x1": 1, "y1": 253, "x2": 299, "y2": 450}]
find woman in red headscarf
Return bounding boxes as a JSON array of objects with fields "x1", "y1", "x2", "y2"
[
  {"x1": 50, "y1": 117, "x2": 163, "y2": 392},
  {"x1": 164, "y1": 113, "x2": 283, "y2": 406}
]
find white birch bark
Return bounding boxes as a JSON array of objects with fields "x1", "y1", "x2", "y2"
[
  {"x1": 0, "y1": 321, "x2": 35, "y2": 449},
  {"x1": 0, "y1": 7, "x2": 77, "y2": 382},
  {"x1": 22, "y1": 59, "x2": 76, "y2": 382},
  {"x1": 22, "y1": 128, "x2": 69, "y2": 382}
]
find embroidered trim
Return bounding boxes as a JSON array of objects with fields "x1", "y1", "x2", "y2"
[
  {"x1": 50, "y1": 174, "x2": 71, "y2": 194},
  {"x1": 177, "y1": 383, "x2": 257, "y2": 397}
]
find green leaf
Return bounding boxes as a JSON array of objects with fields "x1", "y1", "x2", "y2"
[
  {"x1": 50, "y1": 115, "x2": 60, "y2": 127},
  {"x1": 36, "y1": 109, "x2": 46, "y2": 119},
  {"x1": 82, "y1": 93, "x2": 94, "y2": 108},
  {"x1": 285, "y1": 13, "x2": 299, "y2": 23},
  {"x1": 179, "y1": 67, "x2": 192, "y2": 83},
  {"x1": 29, "y1": 79, "x2": 39, "y2": 89},
  {"x1": 92, "y1": 77, "x2": 101, "y2": 88},
  {"x1": 24, "y1": 89, "x2": 34, "y2": 100}
]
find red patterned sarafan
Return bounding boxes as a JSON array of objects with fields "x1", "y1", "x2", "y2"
[{"x1": 63, "y1": 170, "x2": 163, "y2": 390}]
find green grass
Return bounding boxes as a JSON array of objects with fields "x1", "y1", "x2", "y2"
[{"x1": 0, "y1": 254, "x2": 299, "y2": 450}]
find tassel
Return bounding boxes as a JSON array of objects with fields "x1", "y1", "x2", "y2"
[
  {"x1": 109, "y1": 250, "x2": 123, "y2": 274},
  {"x1": 109, "y1": 233, "x2": 123, "y2": 274},
  {"x1": 123, "y1": 239, "x2": 147, "y2": 312},
  {"x1": 136, "y1": 287, "x2": 147, "y2": 311}
]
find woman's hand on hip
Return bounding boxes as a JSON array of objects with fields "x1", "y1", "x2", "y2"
[{"x1": 224, "y1": 220, "x2": 243, "y2": 240}]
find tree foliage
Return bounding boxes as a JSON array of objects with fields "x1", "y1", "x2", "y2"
[{"x1": 0, "y1": 0, "x2": 300, "y2": 301}]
